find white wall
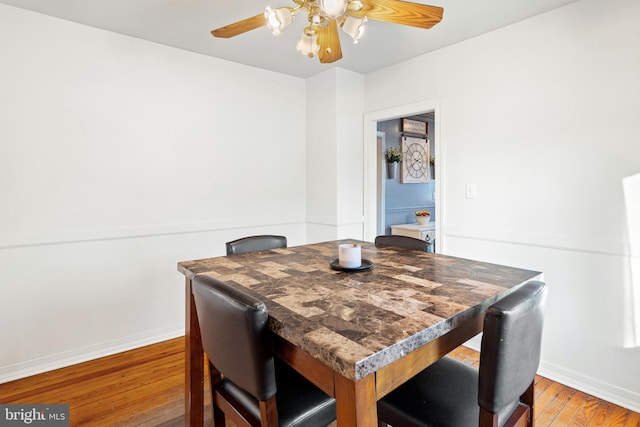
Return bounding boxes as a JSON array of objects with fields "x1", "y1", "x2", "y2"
[
  {"x1": 335, "y1": 69, "x2": 365, "y2": 239},
  {"x1": 305, "y1": 71, "x2": 340, "y2": 242},
  {"x1": 305, "y1": 68, "x2": 365, "y2": 242},
  {"x1": 0, "y1": 4, "x2": 307, "y2": 381},
  {"x1": 365, "y1": 0, "x2": 640, "y2": 411}
]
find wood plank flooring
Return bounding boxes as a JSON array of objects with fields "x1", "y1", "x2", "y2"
[{"x1": 0, "y1": 337, "x2": 637, "y2": 426}]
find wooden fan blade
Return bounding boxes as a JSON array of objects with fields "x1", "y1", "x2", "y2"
[
  {"x1": 352, "y1": 0, "x2": 443, "y2": 29},
  {"x1": 211, "y1": 13, "x2": 267, "y2": 38},
  {"x1": 317, "y1": 19, "x2": 343, "y2": 64}
]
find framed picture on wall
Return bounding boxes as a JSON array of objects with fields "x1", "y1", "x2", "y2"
[{"x1": 402, "y1": 136, "x2": 430, "y2": 183}]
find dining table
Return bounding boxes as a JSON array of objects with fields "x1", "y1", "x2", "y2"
[{"x1": 177, "y1": 239, "x2": 543, "y2": 427}]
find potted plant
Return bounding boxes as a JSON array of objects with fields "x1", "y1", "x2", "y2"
[
  {"x1": 430, "y1": 156, "x2": 435, "y2": 180},
  {"x1": 384, "y1": 147, "x2": 403, "y2": 179}
]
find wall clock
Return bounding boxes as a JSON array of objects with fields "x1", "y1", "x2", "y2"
[{"x1": 402, "y1": 136, "x2": 430, "y2": 183}]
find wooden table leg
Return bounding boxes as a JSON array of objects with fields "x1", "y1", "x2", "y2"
[
  {"x1": 335, "y1": 372, "x2": 377, "y2": 427},
  {"x1": 185, "y1": 277, "x2": 204, "y2": 426}
]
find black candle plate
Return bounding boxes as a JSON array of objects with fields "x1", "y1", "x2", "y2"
[{"x1": 329, "y1": 259, "x2": 373, "y2": 272}]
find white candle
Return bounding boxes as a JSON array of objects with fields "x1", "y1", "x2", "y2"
[{"x1": 339, "y1": 243, "x2": 361, "y2": 268}]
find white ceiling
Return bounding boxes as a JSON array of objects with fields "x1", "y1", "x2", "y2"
[{"x1": 1, "y1": 0, "x2": 580, "y2": 78}]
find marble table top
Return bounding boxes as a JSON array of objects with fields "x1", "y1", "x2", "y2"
[{"x1": 178, "y1": 239, "x2": 542, "y2": 381}]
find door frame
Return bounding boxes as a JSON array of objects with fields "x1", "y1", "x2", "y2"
[
  {"x1": 363, "y1": 98, "x2": 444, "y2": 249},
  {"x1": 376, "y1": 131, "x2": 386, "y2": 236}
]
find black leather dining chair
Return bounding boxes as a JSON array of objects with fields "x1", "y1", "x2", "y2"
[
  {"x1": 226, "y1": 235, "x2": 287, "y2": 255},
  {"x1": 375, "y1": 235, "x2": 429, "y2": 252},
  {"x1": 377, "y1": 280, "x2": 547, "y2": 427},
  {"x1": 193, "y1": 274, "x2": 336, "y2": 427}
]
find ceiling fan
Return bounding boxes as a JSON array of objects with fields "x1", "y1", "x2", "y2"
[{"x1": 211, "y1": 0, "x2": 444, "y2": 64}]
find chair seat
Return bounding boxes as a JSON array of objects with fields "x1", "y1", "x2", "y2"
[
  {"x1": 377, "y1": 356, "x2": 479, "y2": 427},
  {"x1": 222, "y1": 358, "x2": 336, "y2": 427}
]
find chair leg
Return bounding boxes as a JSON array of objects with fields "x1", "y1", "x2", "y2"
[
  {"x1": 209, "y1": 363, "x2": 226, "y2": 427},
  {"x1": 258, "y1": 396, "x2": 278, "y2": 426},
  {"x1": 212, "y1": 406, "x2": 226, "y2": 427},
  {"x1": 479, "y1": 407, "x2": 499, "y2": 427},
  {"x1": 520, "y1": 380, "x2": 535, "y2": 426},
  {"x1": 503, "y1": 405, "x2": 530, "y2": 427},
  {"x1": 479, "y1": 380, "x2": 535, "y2": 427}
]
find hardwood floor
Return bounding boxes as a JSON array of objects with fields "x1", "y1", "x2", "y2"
[
  {"x1": 450, "y1": 347, "x2": 640, "y2": 427},
  {"x1": 0, "y1": 337, "x2": 637, "y2": 426}
]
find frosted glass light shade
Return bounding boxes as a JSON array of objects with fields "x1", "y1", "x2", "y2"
[
  {"x1": 265, "y1": 6, "x2": 294, "y2": 36},
  {"x1": 319, "y1": 0, "x2": 348, "y2": 19},
  {"x1": 296, "y1": 31, "x2": 320, "y2": 58},
  {"x1": 342, "y1": 15, "x2": 366, "y2": 43}
]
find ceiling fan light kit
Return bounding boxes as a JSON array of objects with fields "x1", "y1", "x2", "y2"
[{"x1": 212, "y1": 0, "x2": 444, "y2": 64}]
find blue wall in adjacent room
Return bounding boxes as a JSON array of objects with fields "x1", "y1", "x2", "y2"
[{"x1": 378, "y1": 117, "x2": 436, "y2": 234}]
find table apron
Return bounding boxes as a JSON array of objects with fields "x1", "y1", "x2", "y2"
[
  {"x1": 274, "y1": 336, "x2": 336, "y2": 397},
  {"x1": 375, "y1": 313, "x2": 485, "y2": 399}
]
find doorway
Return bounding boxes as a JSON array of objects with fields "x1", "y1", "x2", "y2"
[{"x1": 363, "y1": 99, "x2": 443, "y2": 250}]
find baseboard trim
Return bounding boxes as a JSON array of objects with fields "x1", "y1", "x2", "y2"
[
  {"x1": 0, "y1": 327, "x2": 184, "y2": 384},
  {"x1": 463, "y1": 339, "x2": 640, "y2": 413},
  {"x1": 537, "y1": 360, "x2": 640, "y2": 413}
]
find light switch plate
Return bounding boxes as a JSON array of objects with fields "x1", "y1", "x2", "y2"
[{"x1": 465, "y1": 184, "x2": 477, "y2": 199}]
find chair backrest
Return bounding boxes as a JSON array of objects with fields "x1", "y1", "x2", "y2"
[
  {"x1": 193, "y1": 274, "x2": 277, "y2": 401},
  {"x1": 226, "y1": 235, "x2": 287, "y2": 255},
  {"x1": 375, "y1": 235, "x2": 429, "y2": 251},
  {"x1": 478, "y1": 280, "x2": 547, "y2": 422}
]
